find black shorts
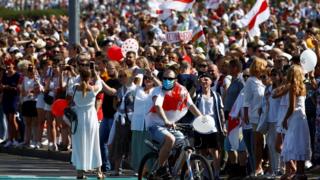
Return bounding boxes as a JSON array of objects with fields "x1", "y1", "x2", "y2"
[
  {"x1": 194, "y1": 131, "x2": 221, "y2": 150},
  {"x1": 21, "y1": 100, "x2": 37, "y2": 117}
]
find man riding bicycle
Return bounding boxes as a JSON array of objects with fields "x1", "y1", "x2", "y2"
[{"x1": 145, "y1": 69, "x2": 202, "y2": 178}]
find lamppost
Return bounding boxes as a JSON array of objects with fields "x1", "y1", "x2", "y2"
[{"x1": 68, "y1": 0, "x2": 80, "y2": 45}]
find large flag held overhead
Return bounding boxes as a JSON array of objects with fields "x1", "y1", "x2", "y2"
[
  {"x1": 205, "y1": 0, "x2": 223, "y2": 9},
  {"x1": 148, "y1": 0, "x2": 172, "y2": 20},
  {"x1": 159, "y1": 0, "x2": 195, "y2": 12},
  {"x1": 240, "y1": 0, "x2": 270, "y2": 37}
]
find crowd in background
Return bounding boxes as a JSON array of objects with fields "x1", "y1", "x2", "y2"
[{"x1": 0, "y1": 0, "x2": 320, "y2": 179}]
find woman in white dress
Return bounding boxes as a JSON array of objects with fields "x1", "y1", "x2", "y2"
[
  {"x1": 279, "y1": 65, "x2": 311, "y2": 179},
  {"x1": 71, "y1": 69, "x2": 103, "y2": 179}
]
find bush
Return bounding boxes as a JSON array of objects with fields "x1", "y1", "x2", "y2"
[{"x1": 0, "y1": 8, "x2": 67, "y2": 20}]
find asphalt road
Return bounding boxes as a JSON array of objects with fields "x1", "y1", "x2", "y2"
[{"x1": 0, "y1": 153, "x2": 135, "y2": 179}]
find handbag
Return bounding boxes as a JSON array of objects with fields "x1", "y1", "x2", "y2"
[
  {"x1": 64, "y1": 86, "x2": 78, "y2": 134},
  {"x1": 43, "y1": 92, "x2": 54, "y2": 105}
]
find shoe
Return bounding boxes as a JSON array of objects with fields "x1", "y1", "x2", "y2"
[
  {"x1": 155, "y1": 166, "x2": 172, "y2": 179},
  {"x1": 305, "y1": 160, "x2": 312, "y2": 169},
  {"x1": 3, "y1": 141, "x2": 12, "y2": 148},
  {"x1": 48, "y1": 143, "x2": 58, "y2": 151},
  {"x1": 12, "y1": 140, "x2": 20, "y2": 147},
  {"x1": 35, "y1": 142, "x2": 41, "y2": 150},
  {"x1": 96, "y1": 172, "x2": 105, "y2": 179},
  {"x1": 29, "y1": 141, "x2": 36, "y2": 149}
]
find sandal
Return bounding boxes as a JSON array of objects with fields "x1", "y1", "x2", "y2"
[
  {"x1": 76, "y1": 175, "x2": 87, "y2": 179},
  {"x1": 97, "y1": 172, "x2": 105, "y2": 179}
]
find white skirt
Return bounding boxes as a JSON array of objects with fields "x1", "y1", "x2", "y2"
[{"x1": 281, "y1": 110, "x2": 312, "y2": 162}]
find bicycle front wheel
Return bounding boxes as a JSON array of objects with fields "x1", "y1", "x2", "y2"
[
  {"x1": 180, "y1": 154, "x2": 214, "y2": 180},
  {"x1": 138, "y1": 152, "x2": 159, "y2": 180}
]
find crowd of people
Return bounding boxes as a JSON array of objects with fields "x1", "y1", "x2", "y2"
[{"x1": 0, "y1": 0, "x2": 320, "y2": 179}]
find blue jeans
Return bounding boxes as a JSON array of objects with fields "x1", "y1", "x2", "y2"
[
  {"x1": 99, "y1": 118, "x2": 114, "y2": 172},
  {"x1": 243, "y1": 128, "x2": 255, "y2": 174}
]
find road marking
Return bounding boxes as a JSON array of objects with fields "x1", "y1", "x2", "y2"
[{"x1": 20, "y1": 169, "x2": 70, "y2": 172}]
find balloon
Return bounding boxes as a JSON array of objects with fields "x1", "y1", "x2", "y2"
[
  {"x1": 51, "y1": 99, "x2": 69, "y2": 117},
  {"x1": 107, "y1": 45, "x2": 123, "y2": 61},
  {"x1": 300, "y1": 49, "x2": 317, "y2": 74},
  {"x1": 192, "y1": 115, "x2": 217, "y2": 134},
  {"x1": 121, "y1": 38, "x2": 139, "y2": 57}
]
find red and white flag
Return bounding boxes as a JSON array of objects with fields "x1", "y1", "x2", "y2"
[
  {"x1": 191, "y1": 25, "x2": 206, "y2": 43},
  {"x1": 148, "y1": 0, "x2": 172, "y2": 20},
  {"x1": 205, "y1": 0, "x2": 223, "y2": 9},
  {"x1": 240, "y1": 0, "x2": 270, "y2": 37},
  {"x1": 159, "y1": 0, "x2": 195, "y2": 12}
]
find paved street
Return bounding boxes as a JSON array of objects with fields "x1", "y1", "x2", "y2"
[{"x1": 0, "y1": 153, "x2": 135, "y2": 179}]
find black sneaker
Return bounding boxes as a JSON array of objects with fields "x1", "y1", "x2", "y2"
[{"x1": 155, "y1": 166, "x2": 172, "y2": 179}]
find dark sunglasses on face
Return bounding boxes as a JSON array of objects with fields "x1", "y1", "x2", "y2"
[
  {"x1": 143, "y1": 76, "x2": 153, "y2": 80},
  {"x1": 163, "y1": 77, "x2": 176, "y2": 81},
  {"x1": 79, "y1": 63, "x2": 89, "y2": 67},
  {"x1": 243, "y1": 75, "x2": 249, "y2": 78}
]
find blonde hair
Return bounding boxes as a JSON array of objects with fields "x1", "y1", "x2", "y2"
[
  {"x1": 287, "y1": 65, "x2": 306, "y2": 96},
  {"x1": 249, "y1": 57, "x2": 267, "y2": 77},
  {"x1": 79, "y1": 69, "x2": 91, "y2": 97}
]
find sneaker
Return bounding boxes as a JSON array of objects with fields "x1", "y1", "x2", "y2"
[
  {"x1": 48, "y1": 143, "x2": 58, "y2": 151},
  {"x1": 155, "y1": 166, "x2": 172, "y2": 179},
  {"x1": 29, "y1": 142, "x2": 36, "y2": 149},
  {"x1": 35, "y1": 142, "x2": 41, "y2": 150},
  {"x1": 3, "y1": 141, "x2": 12, "y2": 148},
  {"x1": 12, "y1": 140, "x2": 20, "y2": 147},
  {"x1": 305, "y1": 160, "x2": 312, "y2": 169}
]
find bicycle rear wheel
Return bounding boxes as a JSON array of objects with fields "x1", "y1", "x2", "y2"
[
  {"x1": 180, "y1": 154, "x2": 214, "y2": 180},
  {"x1": 138, "y1": 152, "x2": 159, "y2": 180}
]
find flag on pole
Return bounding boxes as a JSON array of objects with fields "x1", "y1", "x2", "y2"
[
  {"x1": 240, "y1": 0, "x2": 270, "y2": 37},
  {"x1": 191, "y1": 25, "x2": 206, "y2": 43},
  {"x1": 205, "y1": 0, "x2": 223, "y2": 9},
  {"x1": 159, "y1": 0, "x2": 195, "y2": 12}
]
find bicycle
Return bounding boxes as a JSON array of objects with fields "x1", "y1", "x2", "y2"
[{"x1": 138, "y1": 124, "x2": 214, "y2": 180}]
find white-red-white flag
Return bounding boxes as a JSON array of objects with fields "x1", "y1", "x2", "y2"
[
  {"x1": 160, "y1": 0, "x2": 195, "y2": 12},
  {"x1": 191, "y1": 25, "x2": 206, "y2": 43},
  {"x1": 148, "y1": 0, "x2": 172, "y2": 20},
  {"x1": 205, "y1": 0, "x2": 223, "y2": 9},
  {"x1": 240, "y1": 0, "x2": 270, "y2": 37}
]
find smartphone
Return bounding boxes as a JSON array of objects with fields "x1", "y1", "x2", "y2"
[{"x1": 90, "y1": 61, "x2": 95, "y2": 70}]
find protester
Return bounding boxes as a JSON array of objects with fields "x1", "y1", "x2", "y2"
[
  {"x1": 194, "y1": 72, "x2": 225, "y2": 179},
  {"x1": 0, "y1": 0, "x2": 320, "y2": 179},
  {"x1": 71, "y1": 68, "x2": 104, "y2": 179}
]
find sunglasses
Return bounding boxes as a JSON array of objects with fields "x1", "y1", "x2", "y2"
[
  {"x1": 79, "y1": 63, "x2": 89, "y2": 67},
  {"x1": 144, "y1": 76, "x2": 153, "y2": 80},
  {"x1": 199, "y1": 64, "x2": 208, "y2": 68},
  {"x1": 163, "y1": 77, "x2": 176, "y2": 81},
  {"x1": 243, "y1": 75, "x2": 249, "y2": 78}
]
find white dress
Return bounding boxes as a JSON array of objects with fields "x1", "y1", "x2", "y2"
[
  {"x1": 71, "y1": 80, "x2": 102, "y2": 170},
  {"x1": 281, "y1": 96, "x2": 312, "y2": 162}
]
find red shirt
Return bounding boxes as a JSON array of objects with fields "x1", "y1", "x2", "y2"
[{"x1": 96, "y1": 92, "x2": 104, "y2": 122}]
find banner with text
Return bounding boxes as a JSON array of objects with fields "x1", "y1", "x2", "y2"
[{"x1": 165, "y1": 30, "x2": 193, "y2": 43}]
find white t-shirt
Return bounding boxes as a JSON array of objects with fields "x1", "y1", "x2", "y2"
[
  {"x1": 145, "y1": 85, "x2": 194, "y2": 128},
  {"x1": 242, "y1": 77, "x2": 265, "y2": 124}
]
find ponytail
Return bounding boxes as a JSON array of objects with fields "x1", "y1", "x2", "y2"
[{"x1": 80, "y1": 81, "x2": 87, "y2": 97}]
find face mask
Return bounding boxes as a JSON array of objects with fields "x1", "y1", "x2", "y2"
[{"x1": 163, "y1": 79, "x2": 175, "y2": 90}]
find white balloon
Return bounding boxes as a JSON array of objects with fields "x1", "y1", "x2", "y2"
[
  {"x1": 192, "y1": 115, "x2": 217, "y2": 134},
  {"x1": 300, "y1": 49, "x2": 317, "y2": 74},
  {"x1": 121, "y1": 38, "x2": 139, "y2": 57}
]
